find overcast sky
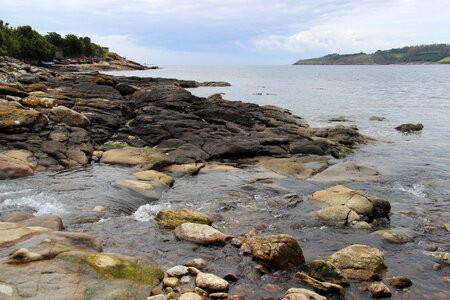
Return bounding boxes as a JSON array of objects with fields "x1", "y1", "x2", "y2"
[{"x1": 1, "y1": 0, "x2": 449, "y2": 64}]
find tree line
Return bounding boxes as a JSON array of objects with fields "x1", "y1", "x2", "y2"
[{"x1": 0, "y1": 20, "x2": 119, "y2": 60}]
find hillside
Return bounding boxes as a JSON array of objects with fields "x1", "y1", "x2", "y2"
[{"x1": 294, "y1": 44, "x2": 450, "y2": 65}]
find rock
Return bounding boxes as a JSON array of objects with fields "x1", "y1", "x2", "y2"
[
  {"x1": 329, "y1": 116, "x2": 351, "y2": 122},
  {"x1": 432, "y1": 263, "x2": 442, "y2": 270},
  {"x1": 163, "y1": 277, "x2": 179, "y2": 288},
  {"x1": 115, "y1": 82, "x2": 140, "y2": 96},
  {"x1": 307, "y1": 260, "x2": 349, "y2": 286},
  {"x1": 17, "y1": 215, "x2": 64, "y2": 231},
  {"x1": 21, "y1": 96, "x2": 58, "y2": 108},
  {"x1": 117, "y1": 179, "x2": 155, "y2": 191},
  {"x1": 156, "y1": 208, "x2": 213, "y2": 229},
  {"x1": 444, "y1": 223, "x2": 450, "y2": 232},
  {"x1": 327, "y1": 244, "x2": 387, "y2": 280},
  {"x1": 195, "y1": 272, "x2": 229, "y2": 293},
  {"x1": 63, "y1": 82, "x2": 123, "y2": 100},
  {"x1": 386, "y1": 276, "x2": 413, "y2": 289},
  {"x1": 367, "y1": 282, "x2": 392, "y2": 298},
  {"x1": 209, "y1": 292, "x2": 228, "y2": 298},
  {"x1": 0, "y1": 222, "x2": 48, "y2": 248},
  {"x1": 93, "y1": 205, "x2": 105, "y2": 212},
  {"x1": 237, "y1": 231, "x2": 305, "y2": 269},
  {"x1": 0, "y1": 103, "x2": 48, "y2": 132},
  {"x1": 167, "y1": 265, "x2": 189, "y2": 277},
  {"x1": 0, "y1": 211, "x2": 35, "y2": 222},
  {"x1": 310, "y1": 185, "x2": 391, "y2": 224},
  {"x1": 422, "y1": 251, "x2": 450, "y2": 264},
  {"x1": 0, "y1": 153, "x2": 35, "y2": 179},
  {"x1": 174, "y1": 223, "x2": 229, "y2": 246},
  {"x1": 101, "y1": 147, "x2": 172, "y2": 168},
  {"x1": 25, "y1": 83, "x2": 48, "y2": 92},
  {"x1": 199, "y1": 163, "x2": 240, "y2": 173},
  {"x1": 283, "y1": 288, "x2": 327, "y2": 300},
  {"x1": 207, "y1": 93, "x2": 225, "y2": 101},
  {"x1": 133, "y1": 170, "x2": 174, "y2": 186},
  {"x1": 179, "y1": 292, "x2": 202, "y2": 300},
  {"x1": 148, "y1": 295, "x2": 168, "y2": 300},
  {"x1": 310, "y1": 125, "x2": 366, "y2": 147},
  {"x1": 308, "y1": 161, "x2": 380, "y2": 183},
  {"x1": 92, "y1": 75, "x2": 116, "y2": 86},
  {"x1": 0, "y1": 283, "x2": 14, "y2": 297},
  {"x1": 372, "y1": 229, "x2": 413, "y2": 244},
  {"x1": 17, "y1": 73, "x2": 39, "y2": 84},
  {"x1": 50, "y1": 106, "x2": 91, "y2": 128},
  {"x1": 185, "y1": 258, "x2": 208, "y2": 270},
  {"x1": 0, "y1": 84, "x2": 28, "y2": 98},
  {"x1": 258, "y1": 156, "x2": 329, "y2": 179},
  {"x1": 395, "y1": 123, "x2": 424, "y2": 133},
  {"x1": 164, "y1": 163, "x2": 205, "y2": 175},
  {"x1": 370, "y1": 116, "x2": 386, "y2": 121},
  {"x1": 294, "y1": 272, "x2": 345, "y2": 296}
]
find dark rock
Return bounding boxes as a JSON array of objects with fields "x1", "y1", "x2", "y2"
[
  {"x1": 0, "y1": 84, "x2": 29, "y2": 98},
  {"x1": 115, "y1": 82, "x2": 139, "y2": 96},
  {"x1": 395, "y1": 123, "x2": 424, "y2": 133},
  {"x1": 307, "y1": 260, "x2": 349, "y2": 286},
  {"x1": 386, "y1": 277, "x2": 413, "y2": 289},
  {"x1": 18, "y1": 73, "x2": 39, "y2": 84}
]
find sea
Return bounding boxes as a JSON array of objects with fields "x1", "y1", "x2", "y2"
[{"x1": 1, "y1": 65, "x2": 449, "y2": 299}]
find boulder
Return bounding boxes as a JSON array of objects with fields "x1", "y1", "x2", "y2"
[
  {"x1": 174, "y1": 223, "x2": 229, "y2": 246},
  {"x1": 164, "y1": 163, "x2": 205, "y2": 175},
  {"x1": 179, "y1": 292, "x2": 202, "y2": 300},
  {"x1": 195, "y1": 272, "x2": 229, "y2": 293},
  {"x1": 258, "y1": 156, "x2": 328, "y2": 179},
  {"x1": 0, "y1": 103, "x2": 48, "y2": 132},
  {"x1": 17, "y1": 215, "x2": 64, "y2": 231},
  {"x1": 133, "y1": 170, "x2": 174, "y2": 186},
  {"x1": 386, "y1": 276, "x2": 413, "y2": 289},
  {"x1": 327, "y1": 244, "x2": 387, "y2": 280},
  {"x1": 310, "y1": 125, "x2": 366, "y2": 147},
  {"x1": 307, "y1": 260, "x2": 349, "y2": 286},
  {"x1": 314, "y1": 206, "x2": 360, "y2": 225},
  {"x1": 0, "y1": 153, "x2": 35, "y2": 179},
  {"x1": 50, "y1": 106, "x2": 91, "y2": 128},
  {"x1": 17, "y1": 73, "x2": 39, "y2": 84},
  {"x1": 0, "y1": 222, "x2": 49, "y2": 248},
  {"x1": 294, "y1": 272, "x2": 345, "y2": 296},
  {"x1": 367, "y1": 282, "x2": 392, "y2": 298},
  {"x1": 237, "y1": 231, "x2": 305, "y2": 269},
  {"x1": 283, "y1": 288, "x2": 326, "y2": 300},
  {"x1": 370, "y1": 116, "x2": 386, "y2": 121},
  {"x1": 395, "y1": 123, "x2": 423, "y2": 133},
  {"x1": 101, "y1": 147, "x2": 172, "y2": 168},
  {"x1": 372, "y1": 229, "x2": 413, "y2": 244},
  {"x1": 308, "y1": 161, "x2": 380, "y2": 183},
  {"x1": 155, "y1": 208, "x2": 213, "y2": 229},
  {"x1": 166, "y1": 265, "x2": 189, "y2": 277},
  {"x1": 115, "y1": 82, "x2": 139, "y2": 96}
]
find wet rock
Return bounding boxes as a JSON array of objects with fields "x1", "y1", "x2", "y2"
[
  {"x1": 115, "y1": 82, "x2": 140, "y2": 96},
  {"x1": 258, "y1": 156, "x2": 329, "y2": 179},
  {"x1": 0, "y1": 153, "x2": 35, "y2": 179},
  {"x1": 50, "y1": 106, "x2": 91, "y2": 128},
  {"x1": 370, "y1": 116, "x2": 386, "y2": 121},
  {"x1": 17, "y1": 215, "x2": 64, "y2": 231},
  {"x1": 17, "y1": 73, "x2": 39, "y2": 84},
  {"x1": 185, "y1": 258, "x2": 208, "y2": 270},
  {"x1": 195, "y1": 272, "x2": 229, "y2": 293},
  {"x1": 210, "y1": 292, "x2": 228, "y2": 298},
  {"x1": 237, "y1": 231, "x2": 305, "y2": 269},
  {"x1": 310, "y1": 185, "x2": 390, "y2": 224},
  {"x1": 93, "y1": 205, "x2": 105, "y2": 212},
  {"x1": 307, "y1": 260, "x2": 349, "y2": 286},
  {"x1": 167, "y1": 265, "x2": 190, "y2": 277},
  {"x1": 0, "y1": 222, "x2": 49, "y2": 248},
  {"x1": 327, "y1": 244, "x2": 387, "y2": 280},
  {"x1": 163, "y1": 277, "x2": 180, "y2": 288},
  {"x1": 295, "y1": 272, "x2": 345, "y2": 296},
  {"x1": 283, "y1": 288, "x2": 327, "y2": 300},
  {"x1": 310, "y1": 125, "x2": 366, "y2": 147},
  {"x1": 422, "y1": 251, "x2": 450, "y2": 264},
  {"x1": 117, "y1": 179, "x2": 155, "y2": 191},
  {"x1": 148, "y1": 295, "x2": 168, "y2": 300},
  {"x1": 0, "y1": 83, "x2": 28, "y2": 98},
  {"x1": 395, "y1": 123, "x2": 423, "y2": 133},
  {"x1": 133, "y1": 170, "x2": 174, "y2": 186},
  {"x1": 444, "y1": 223, "x2": 450, "y2": 232},
  {"x1": 367, "y1": 282, "x2": 392, "y2": 298},
  {"x1": 174, "y1": 223, "x2": 229, "y2": 245},
  {"x1": 308, "y1": 161, "x2": 380, "y2": 183},
  {"x1": 200, "y1": 163, "x2": 240, "y2": 173},
  {"x1": 372, "y1": 229, "x2": 413, "y2": 244},
  {"x1": 156, "y1": 208, "x2": 213, "y2": 229},
  {"x1": 0, "y1": 103, "x2": 48, "y2": 132},
  {"x1": 164, "y1": 163, "x2": 205, "y2": 175},
  {"x1": 21, "y1": 96, "x2": 58, "y2": 108},
  {"x1": 0, "y1": 211, "x2": 35, "y2": 222},
  {"x1": 179, "y1": 292, "x2": 202, "y2": 300},
  {"x1": 329, "y1": 116, "x2": 351, "y2": 122},
  {"x1": 386, "y1": 276, "x2": 413, "y2": 289},
  {"x1": 25, "y1": 83, "x2": 48, "y2": 92},
  {"x1": 101, "y1": 147, "x2": 172, "y2": 168}
]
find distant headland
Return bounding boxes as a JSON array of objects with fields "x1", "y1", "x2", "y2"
[{"x1": 294, "y1": 44, "x2": 450, "y2": 65}]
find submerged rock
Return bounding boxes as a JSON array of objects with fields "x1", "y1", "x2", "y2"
[
  {"x1": 237, "y1": 231, "x2": 305, "y2": 269},
  {"x1": 133, "y1": 170, "x2": 174, "y2": 186},
  {"x1": 174, "y1": 223, "x2": 229, "y2": 246},
  {"x1": 155, "y1": 208, "x2": 213, "y2": 229},
  {"x1": 307, "y1": 259, "x2": 349, "y2": 286},
  {"x1": 395, "y1": 123, "x2": 424, "y2": 133},
  {"x1": 422, "y1": 251, "x2": 450, "y2": 264},
  {"x1": 372, "y1": 229, "x2": 413, "y2": 244},
  {"x1": 295, "y1": 272, "x2": 345, "y2": 296},
  {"x1": 367, "y1": 282, "x2": 392, "y2": 298},
  {"x1": 386, "y1": 276, "x2": 413, "y2": 289},
  {"x1": 327, "y1": 244, "x2": 387, "y2": 280},
  {"x1": 308, "y1": 161, "x2": 380, "y2": 183},
  {"x1": 101, "y1": 147, "x2": 172, "y2": 168}
]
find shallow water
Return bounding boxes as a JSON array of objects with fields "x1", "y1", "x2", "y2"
[{"x1": 2, "y1": 65, "x2": 450, "y2": 299}]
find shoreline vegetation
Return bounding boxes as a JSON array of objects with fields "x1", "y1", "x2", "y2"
[{"x1": 294, "y1": 44, "x2": 450, "y2": 65}]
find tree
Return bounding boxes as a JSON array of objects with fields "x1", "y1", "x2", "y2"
[
  {"x1": 63, "y1": 34, "x2": 83, "y2": 57},
  {"x1": 14, "y1": 25, "x2": 53, "y2": 59}
]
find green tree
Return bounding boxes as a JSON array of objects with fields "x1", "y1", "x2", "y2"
[
  {"x1": 14, "y1": 25, "x2": 53, "y2": 59},
  {"x1": 63, "y1": 34, "x2": 83, "y2": 57}
]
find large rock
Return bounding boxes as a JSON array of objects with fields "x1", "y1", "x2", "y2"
[
  {"x1": 174, "y1": 223, "x2": 229, "y2": 246},
  {"x1": 327, "y1": 244, "x2": 387, "y2": 280},
  {"x1": 100, "y1": 147, "x2": 172, "y2": 168},
  {"x1": 310, "y1": 125, "x2": 366, "y2": 147},
  {"x1": 17, "y1": 73, "x2": 39, "y2": 84},
  {"x1": 367, "y1": 282, "x2": 392, "y2": 298},
  {"x1": 155, "y1": 208, "x2": 213, "y2": 229},
  {"x1": 395, "y1": 123, "x2": 423, "y2": 133},
  {"x1": 283, "y1": 288, "x2": 326, "y2": 300},
  {"x1": 237, "y1": 231, "x2": 305, "y2": 269},
  {"x1": 308, "y1": 161, "x2": 380, "y2": 183},
  {"x1": 310, "y1": 185, "x2": 391, "y2": 225},
  {"x1": 372, "y1": 229, "x2": 413, "y2": 244},
  {"x1": 0, "y1": 153, "x2": 35, "y2": 179},
  {"x1": 0, "y1": 103, "x2": 48, "y2": 132},
  {"x1": 294, "y1": 272, "x2": 345, "y2": 296},
  {"x1": 307, "y1": 260, "x2": 349, "y2": 286},
  {"x1": 0, "y1": 222, "x2": 49, "y2": 248},
  {"x1": 195, "y1": 272, "x2": 229, "y2": 293},
  {"x1": 0, "y1": 84, "x2": 28, "y2": 98},
  {"x1": 50, "y1": 106, "x2": 91, "y2": 128}
]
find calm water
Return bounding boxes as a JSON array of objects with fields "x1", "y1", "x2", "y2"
[{"x1": 1, "y1": 65, "x2": 449, "y2": 299}]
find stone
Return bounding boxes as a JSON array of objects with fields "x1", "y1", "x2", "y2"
[
  {"x1": 18, "y1": 215, "x2": 64, "y2": 231},
  {"x1": 444, "y1": 223, "x2": 450, "y2": 232},
  {"x1": 386, "y1": 277, "x2": 413, "y2": 289},
  {"x1": 283, "y1": 288, "x2": 326, "y2": 300},
  {"x1": 174, "y1": 223, "x2": 229, "y2": 246},
  {"x1": 307, "y1": 260, "x2": 349, "y2": 286},
  {"x1": 17, "y1": 73, "x2": 39, "y2": 84},
  {"x1": 101, "y1": 147, "x2": 172, "y2": 168},
  {"x1": 295, "y1": 272, "x2": 345, "y2": 296},
  {"x1": 115, "y1": 82, "x2": 140, "y2": 96},
  {"x1": 133, "y1": 170, "x2": 174, "y2": 186},
  {"x1": 329, "y1": 116, "x2": 351, "y2": 122},
  {"x1": 238, "y1": 231, "x2": 305, "y2": 269},
  {"x1": 327, "y1": 244, "x2": 387, "y2": 280},
  {"x1": 314, "y1": 206, "x2": 360, "y2": 225},
  {"x1": 163, "y1": 277, "x2": 179, "y2": 288},
  {"x1": 178, "y1": 292, "x2": 202, "y2": 300},
  {"x1": 148, "y1": 295, "x2": 168, "y2": 300},
  {"x1": 370, "y1": 116, "x2": 386, "y2": 121},
  {"x1": 25, "y1": 83, "x2": 48, "y2": 92},
  {"x1": 0, "y1": 283, "x2": 14, "y2": 297},
  {"x1": 0, "y1": 103, "x2": 48, "y2": 132},
  {"x1": 422, "y1": 251, "x2": 450, "y2": 264},
  {"x1": 93, "y1": 205, "x2": 105, "y2": 212},
  {"x1": 258, "y1": 156, "x2": 329, "y2": 179},
  {"x1": 209, "y1": 292, "x2": 228, "y2": 298},
  {"x1": 367, "y1": 282, "x2": 392, "y2": 298},
  {"x1": 308, "y1": 161, "x2": 380, "y2": 183},
  {"x1": 156, "y1": 208, "x2": 213, "y2": 229},
  {"x1": 395, "y1": 123, "x2": 424, "y2": 133},
  {"x1": 50, "y1": 106, "x2": 91, "y2": 128},
  {"x1": 0, "y1": 153, "x2": 35, "y2": 179},
  {"x1": 0, "y1": 222, "x2": 48, "y2": 248},
  {"x1": 21, "y1": 96, "x2": 58, "y2": 108},
  {"x1": 117, "y1": 179, "x2": 155, "y2": 191},
  {"x1": 164, "y1": 163, "x2": 205, "y2": 175},
  {"x1": 372, "y1": 229, "x2": 413, "y2": 244},
  {"x1": 167, "y1": 265, "x2": 189, "y2": 277},
  {"x1": 0, "y1": 84, "x2": 28, "y2": 97},
  {"x1": 185, "y1": 258, "x2": 208, "y2": 270},
  {"x1": 195, "y1": 272, "x2": 229, "y2": 293}
]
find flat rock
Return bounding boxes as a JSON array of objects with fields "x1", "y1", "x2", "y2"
[
  {"x1": 327, "y1": 244, "x2": 387, "y2": 280},
  {"x1": 195, "y1": 272, "x2": 229, "y2": 293},
  {"x1": 308, "y1": 161, "x2": 379, "y2": 183},
  {"x1": 174, "y1": 223, "x2": 229, "y2": 246},
  {"x1": 0, "y1": 103, "x2": 48, "y2": 133},
  {"x1": 372, "y1": 229, "x2": 413, "y2": 244},
  {"x1": 0, "y1": 153, "x2": 35, "y2": 179},
  {"x1": 133, "y1": 170, "x2": 174, "y2": 186},
  {"x1": 117, "y1": 179, "x2": 155, "y2": 191},
  {"x1": 0, "y1": 222, "x2": 49, "y2": 248},
  {"x1": 155, "y1": 208, "x2": 213, "y2": 229},
  {"x1": 258, "y1": 156, "x2": 328, "y2": 179},
  {"x1": 101, "y1": 147, "x2": 172, "y2": 168},
  {"x1": 50, "y1": 106, "x2": 91, "y2": 128},
  {"x1": 17, "y1": 215, "x2": 64, "y2": 231}
]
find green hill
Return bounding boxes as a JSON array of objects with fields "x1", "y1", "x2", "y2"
[{"x1": 294, "y1": 44, "x2": 450, "y2": 65}]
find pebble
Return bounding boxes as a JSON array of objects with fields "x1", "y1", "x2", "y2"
[
  {"x1": 167, "y1": 265, "x2": 189, "y2": 277},
  {"x1": 93, "y1": 205, "x2": 105, "y2": 212},
  {"x1": 163, "y1": 277, "x2": 179, "y2": 288}
]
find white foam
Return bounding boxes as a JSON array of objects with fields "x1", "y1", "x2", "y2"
[
  {"x1": 133, "y1": 203, "x2": 167, "y2": 222},
  {"x1": 394, "y1": 183, "x2": 427, "y2": 198},
  {"x1": 0, "y1": 192, "x2": 66, "y2": 215}
]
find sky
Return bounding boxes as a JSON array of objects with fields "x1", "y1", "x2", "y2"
[{"x1": 1, "y1": 0, "x2": 449, "y2": 64}]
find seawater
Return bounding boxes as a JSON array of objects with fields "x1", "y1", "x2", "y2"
[{"x1": 1, "y1": 65, "x2": 449, "y2": 299}]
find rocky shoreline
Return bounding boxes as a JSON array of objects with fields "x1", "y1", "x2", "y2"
[{"x1": 1, "y1": 56, "x2": 448, "y2": 299}]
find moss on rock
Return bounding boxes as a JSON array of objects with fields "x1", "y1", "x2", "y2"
[{"x1": 155, "y1": 208, "x2": 213, "y2": 228}]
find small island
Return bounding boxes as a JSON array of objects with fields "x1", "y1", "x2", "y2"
[{"x1": 294, "y1": 44, "x2": 450, "y2": 65}]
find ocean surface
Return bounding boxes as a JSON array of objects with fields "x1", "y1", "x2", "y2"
[{"x1": 1, "y1": 65, "x2": 449, "y2": 299}]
